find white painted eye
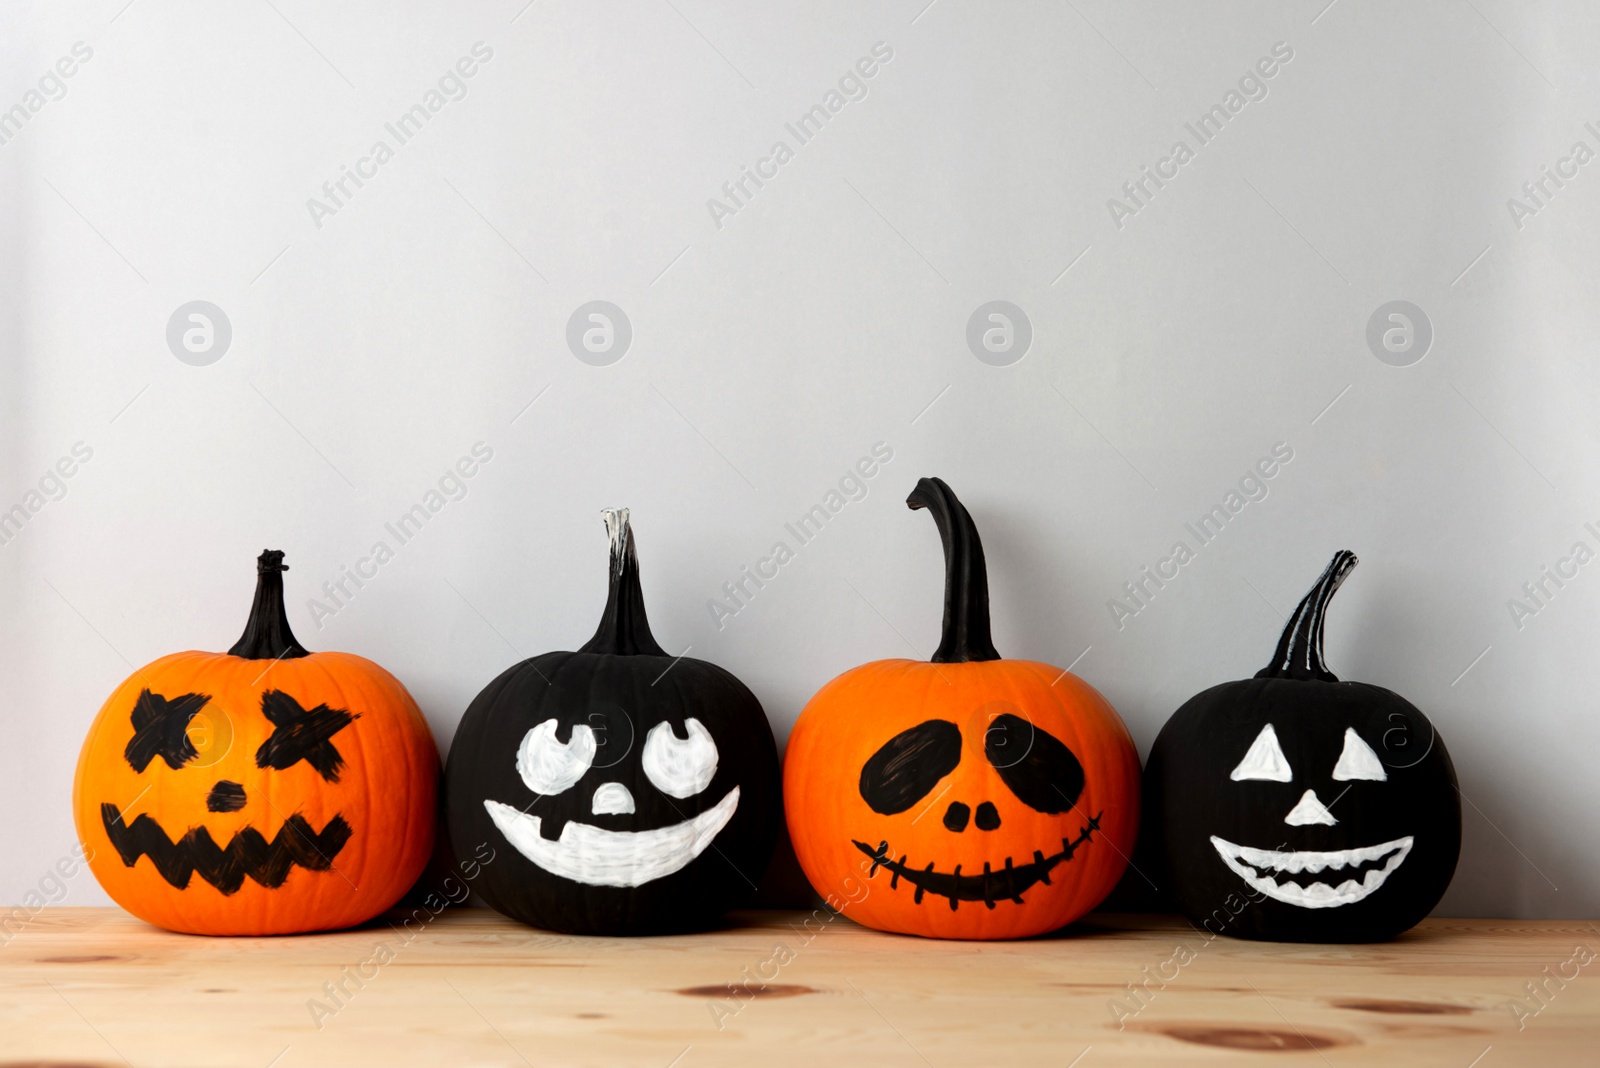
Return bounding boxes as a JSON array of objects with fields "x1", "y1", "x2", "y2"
[
  {"x1": 515, "y1": 719, "x2": 596, "y2": 796},
  {"x1": 641, "y1": 718, "x2": 718, "y2": 799},
  {"x1": 1331, "y1": 727, "x2": 1388, "y2": 782},
  {"x1": 1231, "y1": 723, "x2": 1293, "y2": 782}
]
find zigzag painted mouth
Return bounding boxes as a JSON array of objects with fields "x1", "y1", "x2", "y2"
[
  {"x1": 1210, "y1": 835, "x2": 1413, "y2": 909},
  {"x1": 101, "y1": 803, "x2": 351, "y2": 895},
  {"x1": 852, "y1": 812, "x2": 1101, "y2": 910}
]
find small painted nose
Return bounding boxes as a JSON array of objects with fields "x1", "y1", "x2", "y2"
[
  {"x1": 592, "y1": 782, "x2": 635, "y2": 815},
  {"x1": 1284, "y1": 789, "x2": 1337, "y2": 826},
  {"x1": 207, "y1": 780, "x2": 246, "y2": 813},
  {"x1": 974, "y1": 801, "x2": 1001, "y2": 830},
  {"x1": 943, "y1": 801, "x2": 1003, "y2": 832}
]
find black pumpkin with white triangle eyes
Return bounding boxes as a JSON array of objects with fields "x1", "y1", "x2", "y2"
[
  {"x1": 1144, "y1": 552, "x2": 1461, "y2": 943},
  {"x1": 443, "y1": 510, "x2": 781, "y2": 936}
]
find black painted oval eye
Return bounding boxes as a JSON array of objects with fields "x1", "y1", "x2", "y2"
[
  {"x1": 985, "y1": 713, "x2": 1084, "y2": 814},
  {"x1": 859, "y1": 719, "x2": 962, "y2": 815},
  {"x1": 255, "y1": 690, "x2": 358, "y2": 782},
  {"x1": 125, "y1": 689, "x2": 213, "y2": 772}
]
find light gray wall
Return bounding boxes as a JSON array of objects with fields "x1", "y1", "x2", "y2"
[{"x1": 3, "y1": 0, "x2": 1594, "y2": 918}]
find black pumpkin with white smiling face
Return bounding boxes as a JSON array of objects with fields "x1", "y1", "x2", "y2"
[
  {"x1": 444, "y1": 510, "x2": 780, "y2": 935},
  {"x1": 1145, "y1": 552, "x2": 1461, "y2": 943}
]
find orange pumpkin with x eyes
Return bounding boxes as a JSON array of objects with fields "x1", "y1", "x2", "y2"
[
  {"x1": 72, "y1": 551, "x2": 439, "y2": 935},
  {"x1": 785, "y1": 479, "x2": 1140, "y2": 939}
]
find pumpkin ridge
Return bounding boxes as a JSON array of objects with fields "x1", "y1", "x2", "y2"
[
  {"x1": 242, "y1": 653, "x2": 351, "y2": 924},
  {"x1": 307, "y1": 655, "x2": 372, "y2": 912}
]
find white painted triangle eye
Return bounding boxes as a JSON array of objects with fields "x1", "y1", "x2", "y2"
[
  {"x1": 1231, "y1": 723, "x2": 1293, "y2": 782},
  {"x1": 1331, "y1": 727, "x2": 1388, "y2": 781}
]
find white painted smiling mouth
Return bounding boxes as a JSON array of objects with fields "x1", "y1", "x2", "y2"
[
  {"x1": 485, "y1": 787, "x2": 739, "y2": 888},
  {"x1": 1210, "y1": 835, "x2": 1414, "y2": 909}
]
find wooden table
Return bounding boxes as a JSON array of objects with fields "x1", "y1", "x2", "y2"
[{"x1": 3, "y1": 909, "x2": 1596, "y2": 1066}]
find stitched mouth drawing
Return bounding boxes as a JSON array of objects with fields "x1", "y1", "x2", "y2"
[
  {"x1": 101, "y1": 805, "x2": 351, "y2": 894},
  {"x1": 853, "y1": 813, "x2": 1101, "y2": 910},
  {"x1": 485, "y1": 785, "x2": 740, "y2": 889},
  {"x1": 1210, "y1": 835, "x2": 1413, "y2": 909}
]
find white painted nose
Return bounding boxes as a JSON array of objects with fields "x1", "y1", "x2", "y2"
[
  {"x1": 591, "y1": 782, "x2": 635, "y2": 815},
  {"x1": 1284, "y1": 789, "x2": 1337, "y2": 826}
]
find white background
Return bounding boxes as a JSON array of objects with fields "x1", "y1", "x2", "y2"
[{"x1": 3, "y1": 0, "x2": 1597, "y2": 919}]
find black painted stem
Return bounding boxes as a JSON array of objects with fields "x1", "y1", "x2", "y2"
[
  {"x1": 228, "y1": 549, "x2": 310, "y2": 660},
  {"x1": 907, "y1": 477, "x2": 1001, "y2": 664},
  {"x1": 579, "y1": 509, "x2": 667, "y2": 657},
  {"x1": 1256, "y1": 550, "x2": 1358, "y2": 682}
]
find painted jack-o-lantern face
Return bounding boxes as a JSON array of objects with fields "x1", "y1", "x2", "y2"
[
  {"x1": 786, "y1": 479, "x2": 1141, "y2": 940},
  {"x1": 445, "y1": 510, "x2": 781, "y2": 936},
  {"x1": 479, "y1": 709, "x2": 741, "y2": 891},
  {"x1": 840, "y1": 679, "x2": 1131, "y2": 919},
  {"x1": 1146, "y1": 552, "x2": 1461, "y2": 943},
  {"x1": 856, "y1": 709, "x2": 1095, "y2": 907},
  {"x1": 74, "y1": 551, "x2": 439, "y2": 936},
  {"x1": 100, "y1": 685, "x2": 360, "y2": 895}
]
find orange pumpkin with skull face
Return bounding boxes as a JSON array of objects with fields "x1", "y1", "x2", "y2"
[
  {"x1": 73, "y1": 551, "x2": 439, "y2": 935},
  {"x1": 784, "y1": 479, "x2": 1140, "y2": 939}
]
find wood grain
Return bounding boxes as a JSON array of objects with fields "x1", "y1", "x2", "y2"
[{"x1": 1, "y1": 909, "x2": 1596, "y2": 1066}]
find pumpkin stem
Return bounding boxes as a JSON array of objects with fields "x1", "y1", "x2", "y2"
[
  {"x1": 228, "y1": 549, "x2": 311, "y2": 660},
  {"x1": 579, "y1": 508, "x2": 668, "y2": 657},
  {"x1": 1256, "y1": 550, "x2": 1358, "y2": 682},
  {"x1": 907, "y1": 477, "x2": 1001, "y2": 663}
]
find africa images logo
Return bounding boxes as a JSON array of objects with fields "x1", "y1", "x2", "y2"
[
  {"x1": 705, "y1": 42, "x2": 894, "y2": 230},
  {"x1": 305, "y1": 43, "x2": 494, "y2": 230},
  {"x1": 1105, "y1": 41, "x2": 1294, "y2": 230}
]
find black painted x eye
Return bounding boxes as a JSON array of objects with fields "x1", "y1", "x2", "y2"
[
  {"x1": 125, "y1": 689, "x2": 213, "y2": 772},
  {"x1": 985, "y1": 713, "x2": 1084, "y2": 814},
  {"x1": 254, "y1": 691, "x2": 358, "y2": 782},
  {"x1": 859, "y1": 720, "x2": 962, "y2": 815}
]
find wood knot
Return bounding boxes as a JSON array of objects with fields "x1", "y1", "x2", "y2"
[
  {"x1": 1331, "y1": 998, "x2": 1474, "y2": 1015},
  {"x1": 1155, "y1": 1023, "x2": 1352, "y2": 1051},
  {"x1": 676, "y1": 983, "x2": 817, "y2": 1000}
]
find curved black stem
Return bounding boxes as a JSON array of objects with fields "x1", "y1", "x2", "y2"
[
  {"x1": 579, "y1": 508, "x2": 667, "y2": 657},
  {"x1": 1256, "y1": 550, "x2": 1358, "y2": 682},
  {"x1": 907, "y1": 477, "x2": 1001, "y2": 663},
  {"x1": 228, "y1": 550, "x2": 311, "y2": 660}
]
